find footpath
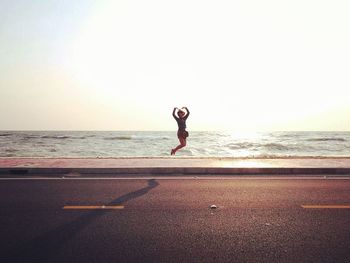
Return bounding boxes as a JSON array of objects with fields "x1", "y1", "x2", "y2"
[{"x1": 1, "y1": 157, "x2": 350, "y2": 176}]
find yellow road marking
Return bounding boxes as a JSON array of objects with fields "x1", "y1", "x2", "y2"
[
  {"x1": 63, "y1": 205, "x2": 124, "y2": 210},
  {"x1": 302, "y1": 205, "x2": 350, "y2": 209}
]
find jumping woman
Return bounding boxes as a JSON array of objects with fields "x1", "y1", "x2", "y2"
[{"x1": 171, "y1": 107, "x2": 190, "y2": 155}]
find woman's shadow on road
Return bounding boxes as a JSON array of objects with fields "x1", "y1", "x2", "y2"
[{"x1": 3, "y1": 179, "x2": 159, "y2": 263}]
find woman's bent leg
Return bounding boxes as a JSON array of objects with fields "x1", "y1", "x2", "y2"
[{"x1": 172, "y1": 138, "x2": 186, "y2": 155}]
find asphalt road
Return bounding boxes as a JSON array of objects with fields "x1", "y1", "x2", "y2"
[{"x1": 0, "y1": 176, "x2": 350, "y2": 263}]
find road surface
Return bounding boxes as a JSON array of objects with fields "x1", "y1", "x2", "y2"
[{"x1": 1, "y1": 176, "x2": 350, "y2": 262}]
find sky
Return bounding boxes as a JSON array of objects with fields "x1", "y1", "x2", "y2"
[{"x1": 0, "y1": 0, "x2": 349, "y2": 131}]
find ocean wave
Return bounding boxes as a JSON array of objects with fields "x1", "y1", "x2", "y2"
[
  {"x1": 133, "y1": 135, "x2": 171, "y2": 140},
  {"x1": 22, "y1": 135, "x2": 40, "y2": 139},
  {"x1": 0, "y1": 133, "x2": 13, "y2": 137},
  {"x1": 227, "y1": 142, "x2": 289, "y2": 150},
  {"x1": 1, "y1": 153, "x2": 16, "y2": 157},
  {"x1": 103, "y1": 135, "x2": 169, "y2": 140},
  {"x1": 227, "y1": 142, "x2": 256, "y2": 150},
  {"x1": 239, "y1": 153, "x2": 304, "y2": 158},
  {"x1": 41, "y1": 135, "x2": 86, "y2": 140},
  {"x1": 41, "y1": 135, "x2": 70, "y2": 139},
  {"x1": 306, "y1": 137, "x2": 346, "y2": 142},
  {"x1": 4, "y1": 148, "x2": 19, "y2": 152},
  {"x1": 262, "y1": 143, "x2": 289, "y2": 150},
  {"x1": 104, "y1": 136, "x2": 133, "y2": 140}
]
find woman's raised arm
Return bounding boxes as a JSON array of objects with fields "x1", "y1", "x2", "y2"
[
  {"x1": 172, "y1": 107, "x2": 178, "y2": 119},
  {"x1": 184, "y1": 107, "x2": 190, "y2": 119}
]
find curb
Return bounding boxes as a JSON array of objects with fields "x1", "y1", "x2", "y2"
[{"x1": 1, "y1": 167, "x2": 350, "y2": 176}]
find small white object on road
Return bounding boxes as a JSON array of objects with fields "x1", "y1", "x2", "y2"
[{"x1": 210, "y1": 205, "x2": 217, "y2": 209}]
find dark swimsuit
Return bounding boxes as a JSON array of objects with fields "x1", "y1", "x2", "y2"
[{"x1": 173, "y1": 109, "x2": 190, "y2": 139}]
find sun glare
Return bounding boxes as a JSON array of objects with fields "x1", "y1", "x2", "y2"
[{"x1": 60, "y1": 0, "x2": 350, "y2": 131}]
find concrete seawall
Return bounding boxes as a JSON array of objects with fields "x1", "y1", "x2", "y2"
[{"x1": 1, "y1": 157, "x2": 350, "y2": 176}]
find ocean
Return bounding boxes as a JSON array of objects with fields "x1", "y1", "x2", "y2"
[{"x1": 0, "y1": 131, "x2": 349, "y2": 158}]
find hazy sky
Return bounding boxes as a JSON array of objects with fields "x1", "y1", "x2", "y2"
[{"x1": 1, "y1": 0, "x2": 349, "y2": 131}]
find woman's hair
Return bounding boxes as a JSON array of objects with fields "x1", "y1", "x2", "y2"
[{"x1": 177, "y1": 109, "x2": 185, "y2": 117}]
